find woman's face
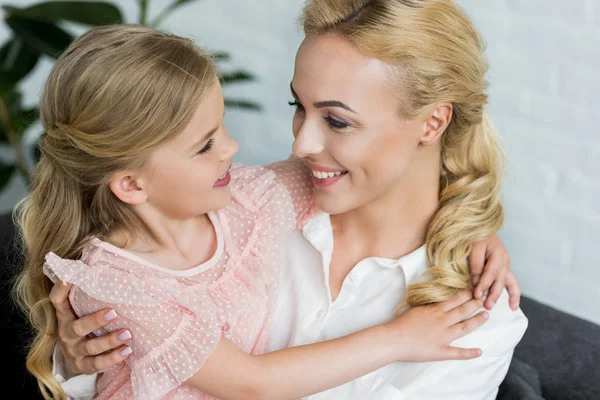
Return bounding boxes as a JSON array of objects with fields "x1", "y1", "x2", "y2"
[{"x1": 290, "y1": 33, "x2": 436, "y2": 215}]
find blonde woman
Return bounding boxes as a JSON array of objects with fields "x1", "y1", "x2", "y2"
[
  {"x1": 13, "y1": 20, "x2": 520, "y2": 400},
  {"x1": 50, "y1": 1, "x2": 526, "y2": 399}
]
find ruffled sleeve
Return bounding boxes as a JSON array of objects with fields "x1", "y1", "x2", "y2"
[
  {"x1": 44, "y1": 252, "x2": 221, "y2": 400},
  {"x1": 266, "y1": 155, "x2": 315, "y2": 227},
  {"x1": 229, "y1": 156, "x2": 313, "y2": 228}
]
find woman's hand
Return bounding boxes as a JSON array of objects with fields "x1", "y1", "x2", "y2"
[
  {"x1": 388, "y1": 291, "x2": 489, "y2": 362},
  {"x1": 49, "y1": 281, "x2": 131, "y2": 375},
  {"x1": 468, "y1": 235, "x2": 521, "y2": 311}
]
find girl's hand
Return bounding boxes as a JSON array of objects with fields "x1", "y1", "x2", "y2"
[
  {"x1": 468, "y1": 235, "x2": 521, "y2": 311},
  {"x1": 388, "y1": 291, "x2": 488, "y2": 362}
]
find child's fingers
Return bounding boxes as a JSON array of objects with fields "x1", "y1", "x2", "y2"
[
  {"x1": 443, "y1": 346, "x2": 483, "y2": 361},
  {"x1": 451, "y1": 310, "x2": 489, "y2": 340},
  {"x1": 439, "y1": 291, "x2": 473, "y2": 312},
  {"x1": 474, "y1": 251, "x2": 506, "y2": 299},
  {"x1": 446, "y1": 298, "x2": 484, "y2": 326},
  {"x1": 484, "y1": 277, "x2": 505, "y2": 310},
  {"x1": 506, "y1": 271, "x2": 521, "y2": 310},
  {"x1": 468, "y1": 241, "x2": 487, "y2": 279}
]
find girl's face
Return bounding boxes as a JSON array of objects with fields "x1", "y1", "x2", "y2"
[
  {"x1": 125, "y1": 81, "x2": 239, "y2": 220},
  {"x1": 290, "y1": 34, "x2": 437, "y2": 215}
]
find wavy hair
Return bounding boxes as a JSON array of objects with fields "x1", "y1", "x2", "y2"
[
  {"x1": 300, "y1": 0, "x2": 505, "y2": 306},
  {"x1": 12, "y1": 24, "x2": 216, "y2": 399}
]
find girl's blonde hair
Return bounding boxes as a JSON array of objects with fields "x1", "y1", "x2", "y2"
[
  {"x1": 301, "y1": 0, "x2": 504, "y2": 306},
  {"x1": 12, "y1": 24, "x2": 216, "y2": 399}
]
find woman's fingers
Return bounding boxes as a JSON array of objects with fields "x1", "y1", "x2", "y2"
[
  {"x1": 74, "y1": 346, "x2": 132, "y2": 375},
  {"x1": 76, "y1": 328, "x2": 132, "y2": 357},
  {"x1": 68, "y1": 308, "x2": 118, "y2": 339},
  {"x1": 49, "y1": 281, "x2": 75, "y2": 323}
]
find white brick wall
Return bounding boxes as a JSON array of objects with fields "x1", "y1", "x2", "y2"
[{"x1": 1, "y1": 0, "x2": 598, "y2": 324}]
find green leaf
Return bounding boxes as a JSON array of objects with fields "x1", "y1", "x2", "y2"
[
  {"x1": 0, "y1": 122, "x2": 6, "y2": 144},
  {"x1": 31, "y1": 141, "x2": 42, "y2": 164},
  {"x1": 0, "y1": 70, "x2": 22, "y2": 94},
  {"x1": 14, "y1": 107, "x2": 39, "y2": 135},
  {"x1": 151, "y1": 0, "x2": 204, "y2": 27},
  {"x1": 2, "y1": 2, "x2": 123, "y2": 26},
  {"x1": 219, "y1": 71, "x2": 256, "y2": 85},
  {"x1": 5, "y1": 14, "x2": 73, "y2": 58},
  {"x1": 224, "y1": 99, "x2": 262, "y2": 112},
  {"x1": 0, "y1": 38, "x2": 41, "y2": 87},
  {"x1": 211, "y1": 52, "x2": 230, "y2": 62},
  {"x1": 1, "y1": 90, "x2": 23, "y2": 117},
  {"x1": 0, "y1": 163, "x2": 16, "y2": 192}
]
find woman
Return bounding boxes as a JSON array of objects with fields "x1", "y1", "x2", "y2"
[{"x1": 51, "y1": 0, "x2": 525, "y2": 398}]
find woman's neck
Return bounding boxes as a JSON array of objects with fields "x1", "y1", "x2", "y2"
[{"x1": 330, "y1": 154, "x2": 440, "y2": 260}]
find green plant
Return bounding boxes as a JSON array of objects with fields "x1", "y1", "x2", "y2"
[{"x1": 0, "y1": 0, "x2": 261, "y2": 193}]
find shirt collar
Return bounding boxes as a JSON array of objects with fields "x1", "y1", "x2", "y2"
[{"x1": 302, "y1": 212, "x2": 428, "y2": 285}]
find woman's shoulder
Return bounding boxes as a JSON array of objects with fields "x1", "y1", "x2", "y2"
[{"x1": 452, "y1": 289, "x2": 529, "y2": 357}]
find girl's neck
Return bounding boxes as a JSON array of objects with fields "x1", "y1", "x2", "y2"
[{"x1": 108, "y1": 210, "x2": 217, "y2": 269}]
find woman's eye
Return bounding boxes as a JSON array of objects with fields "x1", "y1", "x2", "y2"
[
  {"x1": 197, "y1": 138, "x2": 214, "y2": 155},
  {"x1": 324, "y1": 116, "x2": 351, "y2": 129},
  {"x1": 288, "y1": 100, "x2": 305, "y2": 112}
]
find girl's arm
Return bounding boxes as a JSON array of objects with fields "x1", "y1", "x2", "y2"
[
  {"x1": 188, "y1": 292, "x2": 487, "y2": 399},
  {"x1": 50, "y1": 282, "x2": 487, "y2": 400}
]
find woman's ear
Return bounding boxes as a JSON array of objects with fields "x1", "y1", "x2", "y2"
[
  {"x1": 108, "y1": 170, "x2": 148, "y2": 205},
  {"x1": 420, "y1": 102, "x2": 453, "y2": 146}
]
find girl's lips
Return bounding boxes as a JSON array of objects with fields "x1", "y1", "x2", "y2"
[{"x1": 214, "y1": 171, "x2": 231, "y2": 187}]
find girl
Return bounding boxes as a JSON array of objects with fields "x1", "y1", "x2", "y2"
[{"x1": 14, "y1": 23, "x2": 504, "y2": 400}]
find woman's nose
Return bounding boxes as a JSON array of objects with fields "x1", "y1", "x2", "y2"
[{"x1": 292, "y1": 124, "x2": 325, "y2": 158}]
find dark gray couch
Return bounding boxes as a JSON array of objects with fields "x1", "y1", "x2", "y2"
[{"x1": 1, "y1": 212, "x2": 599, "y2": 399}]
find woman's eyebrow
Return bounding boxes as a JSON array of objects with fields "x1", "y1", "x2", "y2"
[{"x1": 290, "y1": 83, "x2": 356, "y2": 114}]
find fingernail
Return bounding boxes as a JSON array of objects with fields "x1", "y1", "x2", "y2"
[
  {"x1": 119, "y1": 347, "x2": 132, "y2": 357},
  {"x1": 477, "y1": 291, "x2": 483, "y2": 298},
  {"x1": 478, "y1": 349, "x2": 483, "y2": 356},
  {"x1": 489, "y1": 301, "x2": 495, "y2": 308},
  {"x1": 117, "y1": 330, "x2": 132, "y2": 341},
  {"x1": 103, "y1": 309, "x2": 118, "y2": 321},
  {"x1": 483, "y1": 311, "x2": 490, "y2": 319}
]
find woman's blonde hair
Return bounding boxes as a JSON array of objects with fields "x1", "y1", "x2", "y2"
[
  {"x1": 301, "y1": 0, "x2": 504, "y2": 306},
  {"x1": 12, "y1": 24, "x2": 216, "y2": 399}
]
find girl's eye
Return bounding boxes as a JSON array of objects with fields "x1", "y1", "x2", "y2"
[
  {"x1": 324, "y1": 116, "x2": 351, "y2": 129},
  {"x1": 288, "y1": 100, "x2": 305, "y2": 112},
  {"x1": 197, "y1": 138, "x2": 214, "y2": 155}
]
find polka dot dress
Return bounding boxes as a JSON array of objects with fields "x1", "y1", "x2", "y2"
[{"x1": 44, "y1": 157, "x2": 314, "y2": 399}]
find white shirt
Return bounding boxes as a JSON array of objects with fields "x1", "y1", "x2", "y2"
[
  {"x1": 56, "y1": 212, "x2": 528, "y2": 399},
  {"x1": 269, "y1": 212, "x2": 528, "y2": 400}
]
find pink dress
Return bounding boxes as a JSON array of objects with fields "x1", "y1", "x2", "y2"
[{"x1": 44, "y1": 159, "x2": 313, "y2": 400}]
